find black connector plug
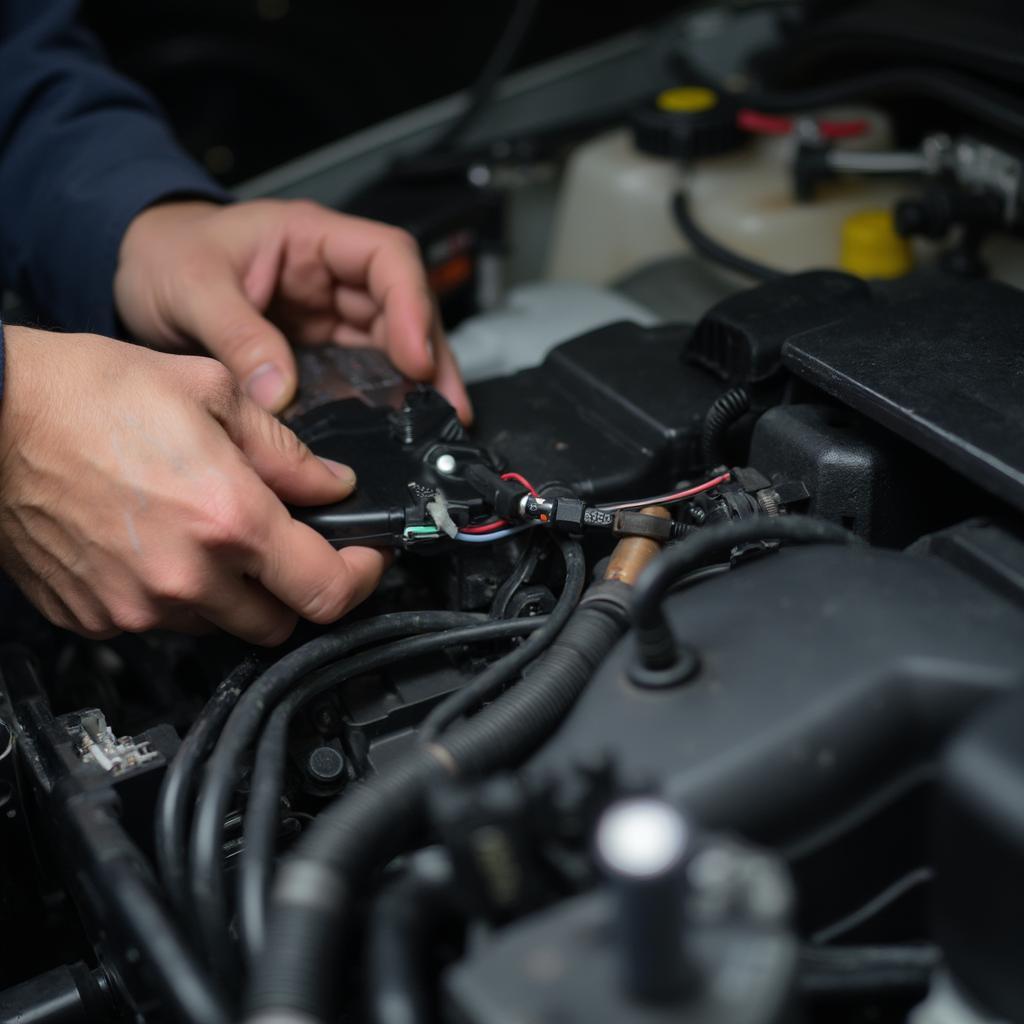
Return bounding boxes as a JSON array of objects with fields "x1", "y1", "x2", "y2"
[
  {"x1": 552, "y1": 497, "x2": 587, "y2": 532},
  {"x1": 464, "y1": 464, "x2": 529, "y2": 519}
]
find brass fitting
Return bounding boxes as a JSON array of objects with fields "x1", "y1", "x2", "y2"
[{"x1": 604, "y1": 506, "x2": 673, "y2": 587}]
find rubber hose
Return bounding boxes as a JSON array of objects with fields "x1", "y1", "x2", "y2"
[
  {"x1": 419, "y1": 536, "x2": 585, "y2": 741},
  {"x1": 702, "y1": 386, "x2": 751, "y2": 467},
  {"x1": 632, "y1": 516, "x2": 859, "y2": 671},
  {"x1": 155, "y1": 655, "x2": 262, "y2": 927},
  {"x1": 368, "y1": 856, "x2": 456, "y2": 1024},
  {"x1": 672, "y1": 192, "x2": 782, "y2": 283},
  {"x1": 246, "y1": 589, "x2": 630, "y2": 1022},
  {"x1": 490, "y1": 532, "x2": 543, "y2": 619},
  {"x1": 189, "y1": 611, "x2": 486, "y2": 984},
  {"x1": 237, "y1": 616, "x2": 547, "y2": 964}
]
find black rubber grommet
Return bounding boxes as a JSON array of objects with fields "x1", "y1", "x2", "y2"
[{"x1": 628, "y1": 642, "x2": 700, "y2": 689}]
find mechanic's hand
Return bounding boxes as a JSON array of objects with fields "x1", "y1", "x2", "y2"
[
  {"x1": 0, "y1": 326, "x2": 387, "y2": 644},
  {"x1": 113, "y1": 198, "x2": 472, "y2": 422}
]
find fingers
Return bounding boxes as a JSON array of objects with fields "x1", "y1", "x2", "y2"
[
  {"x1": 253, "y1": 515, "x2": 387, "y2": 625},
  {"x1": 334, "y1": 285, "x2": 377, "y2": 328},
  {"x1": 330, "y1": 320, "x2": 472, "y2": 425},
  {"x1": 320, "y1": 216, "x2": 437, "y2": 381},
  {"x1": 193, "y1": 575, "x2": 298, "y2": 647},
  {"x1": 224, "y1": 400, "x2": 356, "y2": 508},
  {"x1": 177, "y1": 263, "x2": 299, "y2": 412},
  {"x1": 192, "y1": 358, "x2": 381, "y2": 636},
  {"x1": 431, "y1": 326, "x2": 474, "y2": 426}
]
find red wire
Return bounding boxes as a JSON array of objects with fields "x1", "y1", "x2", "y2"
[
  {"x1": 459, "y1": 471, "x2": 539, "y2": 534},
  {"x1": 499, "y1": 471, "x2": 538, "y2": 496},
  {"x1": 460, "y1": 519, "x2": 512, "y2": 535},
  {"x1": 459, "y1": 471, "x2": 727, "y2": 533},
  {"x1": 599, "y1": 471, "x2": 731, "y2": 512}
]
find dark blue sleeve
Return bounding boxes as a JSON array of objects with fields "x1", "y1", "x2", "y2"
[{"x1": 0, "y1": 0, "x2": 231, "y2": 342}]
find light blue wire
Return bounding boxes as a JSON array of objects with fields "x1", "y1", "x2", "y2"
[{"x1": 454, "y1": 523, "x2": 538, "y2": 543}]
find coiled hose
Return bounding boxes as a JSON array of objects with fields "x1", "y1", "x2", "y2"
[
  {"x1": 702, "y1": 385, "x2": 751, "y2": 468},
  {"x1": 245, "y1": 580, "x2": 631, "y2": 1023}
]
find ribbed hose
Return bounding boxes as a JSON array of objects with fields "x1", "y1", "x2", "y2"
[
  {"x1": 702, "y1": 386, "x2": 751, "y2": 467},
  {"x1": 246, "y1": 588, "x2": 630, "y2": 1023}
]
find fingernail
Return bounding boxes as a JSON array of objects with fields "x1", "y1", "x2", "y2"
[
  {"x1": 245, "y1": 362, "x2": 287, "y2": 409},
  {"x1": 319, "y1": 458, "x2": 356, "y2": 487}
]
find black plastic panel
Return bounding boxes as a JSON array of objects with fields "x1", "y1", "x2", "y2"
[
  {"x1": 470, "y1": 322, "x2": 723, "y2": 500},
  {"x1": 936, "y1": 687, "x2": 1024, "y2": 1020},
  {"x1": 782, "y1": 281, "x2": 1024, "y2": 513}
]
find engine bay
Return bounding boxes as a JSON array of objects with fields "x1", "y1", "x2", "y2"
[{"x1": 4, "y1": 5, "x2": 1024, "y2": 1024}]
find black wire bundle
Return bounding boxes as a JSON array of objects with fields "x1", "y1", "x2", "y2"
[
  {"x1": 236, "y1": 614, "x2": 549, "y2": 963},
  {"x1": 419, "y1": 537, "x2": 586, "y2": 741},
  {"x1": 155, "y1": 655, "x2": 263, "y2": 928},
  {"x1": 150, "y1": 526, "x2": 580, "y2": 1003},
  {"x1": 186, "y1": 611, "x2": 493, "y2": 982}
]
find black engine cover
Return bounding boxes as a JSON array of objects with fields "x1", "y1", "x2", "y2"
[{"x1": 529, "y1": 537, "x2": 1024, "y2": 851}]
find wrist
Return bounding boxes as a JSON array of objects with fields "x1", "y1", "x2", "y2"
[
  {"x1": 119, "y1": 199, "x2": 223, "y2": 261},
  {"x1": 0, "y1": 326, "x2": 42, "y2": 484},
  {"x1": 115, "y1": 200, "x2": 226, "y2": 349}
]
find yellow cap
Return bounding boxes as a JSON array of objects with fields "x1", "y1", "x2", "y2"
[
  {"x1": 840, "y1": 209, "x2": 913, "y2": 280},
  {"x1": 656, "y1": 86, "x2": 718, "y2": 114}
]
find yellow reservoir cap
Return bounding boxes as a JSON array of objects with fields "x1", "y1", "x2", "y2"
[
  {"x1": 840, "y1": 209, "x2": 913, "y2": 279},
  {"x1": 656, "y1": 86, "x2": 718, "y2": 114}
]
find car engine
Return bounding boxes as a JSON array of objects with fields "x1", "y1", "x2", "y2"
[{"x1": 3, "y1": 4, "x2": 1024, "y2": 1024}]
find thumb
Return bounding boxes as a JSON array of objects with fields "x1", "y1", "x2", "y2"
[
  {"x1": 218, "y1": 394, "x2": 357, "y2": 507},
  {"x1": 177, "y1": 264, "x2": 298, "y2": 412}
]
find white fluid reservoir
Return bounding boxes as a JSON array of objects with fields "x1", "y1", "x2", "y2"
[{"x1": 547, "y1": 115, "x2": 917, "y2": 285}]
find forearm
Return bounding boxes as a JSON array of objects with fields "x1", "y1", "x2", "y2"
[{"x1": 0, "y1": 0, "x2": 229, "y2": 335}]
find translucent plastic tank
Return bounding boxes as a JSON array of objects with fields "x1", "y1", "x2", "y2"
[{"x1": 547, "y1": 115, "x2": 919, "y2": 285}]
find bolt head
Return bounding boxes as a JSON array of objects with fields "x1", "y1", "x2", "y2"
[{"x1": 307, "y1": 745, "x2": 346, "y2": 783}]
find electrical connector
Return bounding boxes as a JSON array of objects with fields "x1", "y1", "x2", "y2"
[{"x1": 464, "y1": 465, "x2": 530, "y2": 519}]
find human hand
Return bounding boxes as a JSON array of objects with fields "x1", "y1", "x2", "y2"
[
  {"x1": 0, "y1": 326, "x2": 386, "y2": 643},
  {"x1": 113, "y1": 198, "x2": 471, "y2": 422}
]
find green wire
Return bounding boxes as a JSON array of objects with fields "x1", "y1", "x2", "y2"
[{"x1": 404, "y1": 525, "x2": 441, "y2": 539}]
